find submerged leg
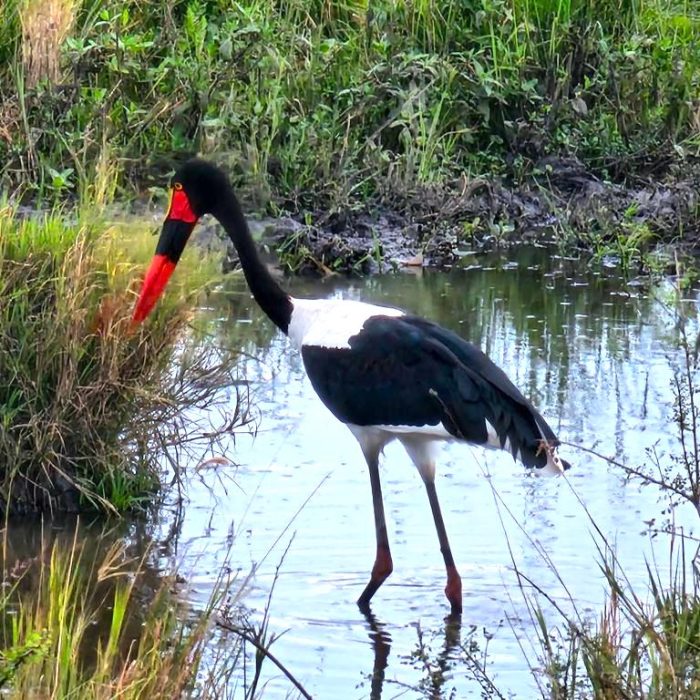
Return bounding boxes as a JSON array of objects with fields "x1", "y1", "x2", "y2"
[
  {"x1": 425, "y1": 479, "x2": 462, "y2": 615},
  {"x1": 357, "y1": 447, "x2": 393, "y2": 611}
]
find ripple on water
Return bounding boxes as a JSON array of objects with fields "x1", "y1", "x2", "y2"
[{"x1": 130, "y1": 249, "x2": 700, "y2": 695}]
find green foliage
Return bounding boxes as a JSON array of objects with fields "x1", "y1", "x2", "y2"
[
  {"x1": 0, "y1": 207, "x2": 237, "y2": 514},
  {"x1": 530, "y1": 538, "x2": 700, "y2": 699},
  {"x1": 0, "y1": 0, "x2": 697, "y2": 209},
  {"x1": 564, "y1": 214, "x2": 658, "y2": 273},
  {"x1": 0, "y1": 630, "x2": 49, "y2": 688},
  {"x1": 0, "y1": 524, "x2": 243, "y2": 697}
]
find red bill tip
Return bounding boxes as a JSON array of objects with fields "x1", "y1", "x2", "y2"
[{"x1": 132, "y1": 254, "x2": 177, "y2": 324}]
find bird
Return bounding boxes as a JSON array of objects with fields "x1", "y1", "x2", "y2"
[{"x1": 131, "y1": 159, "x2": 570, "y2": 616}]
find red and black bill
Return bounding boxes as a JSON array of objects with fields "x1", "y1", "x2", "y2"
[{"x1": 132, "y1": 186, "x2": 198, "y2": 324}]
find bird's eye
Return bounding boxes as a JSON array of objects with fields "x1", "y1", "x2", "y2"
[{"x1": 173, "y1": 182, "x2": 183, "y2": 191}]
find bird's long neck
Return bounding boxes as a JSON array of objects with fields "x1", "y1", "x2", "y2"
[{"x1": 215, "y1": 193, "x2": 292, "y2": 334}]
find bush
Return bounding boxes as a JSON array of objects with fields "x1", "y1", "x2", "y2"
[
  {"x1": 0, "y1": 206, "x2": 239, "y2": 514},
  {"x1": 0, "y1": 0, "x2": 697, "y2": 207}
]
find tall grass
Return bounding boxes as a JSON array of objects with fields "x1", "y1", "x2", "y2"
[
  {"x1": 0, "y1": 207, "x2": 241, "y2": 515},
  {"x1": 0, "y1": 0, "x2": 697, "y2": 206},
  {"x1": 514, "y1": 523, "x2": 700, "y2": 698}
]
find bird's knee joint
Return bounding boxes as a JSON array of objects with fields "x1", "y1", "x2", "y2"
[
  {"x1": 445, "y1": 565, "x2": 462, "y2": 612},
  {"x1": 417, "y1": 462, "x2": 436, "y2": 483},
  {"x1": 372, "y1": 547, "x2": 393, "y2": 581}
]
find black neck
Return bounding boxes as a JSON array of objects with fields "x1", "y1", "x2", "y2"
[{"x1": 214, "y1": 193, "x2": 292, "y2": 334}]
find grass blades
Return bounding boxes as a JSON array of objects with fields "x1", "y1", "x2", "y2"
[
  {"x1": 0, "y1": 520, "x2": 245, "y2": 698},
  {"x1": 520, "y1": 530, "x2": 700, "y2": 699},
  {"x1": 0, "y1": 207, "x2": 241, "y2": 515},
  {"x1": 0, "y1": 0, "x2": 698, "y2": 208}
]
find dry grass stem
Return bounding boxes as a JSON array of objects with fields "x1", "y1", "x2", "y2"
[{"x1": 19, "y1": 0, "x2": 76, "y2": 88}]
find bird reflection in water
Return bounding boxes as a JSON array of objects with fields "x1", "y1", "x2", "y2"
[
  {"x1": 362, "y1": 609, "x2": 392, "y2": 699},
  {"x1": 361, "y1": 609, "x2": 462, "y2": 699}
]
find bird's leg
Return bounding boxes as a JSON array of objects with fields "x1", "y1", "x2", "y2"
[
  {"x1": 357, "y1": 452, "x2": 393, "y2": 611},
  {"x1": 425, "y1": 479, "x2": 462, "y2": 615}
]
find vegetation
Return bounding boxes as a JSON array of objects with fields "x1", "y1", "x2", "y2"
[
  {"x1": 527, "y1": 543, "x2": 700, "y2": 699},
  {"x1": 0, "y1": 206, "x2": 240, "y2": 515},
  {"x1": 0, "y1": 520, "x2": 245, "y2": 697},
  {"x1": 0, "y1": 0, "x2": 698, "y2": 212},
  {"x1": 1, "y1": 0, "x2": 700, "y2": 695}
]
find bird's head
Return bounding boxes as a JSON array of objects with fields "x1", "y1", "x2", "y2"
[{"x1": 132, "y1": 159, "x2": 230, "y2": 324}]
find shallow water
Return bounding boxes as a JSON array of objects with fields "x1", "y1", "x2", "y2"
[
  {"x1": 7, "y1": 246, "x2": 700, "y2": 698},
  {"x1": 170, "y1": 247, "x2": 699, "y2": 698}
]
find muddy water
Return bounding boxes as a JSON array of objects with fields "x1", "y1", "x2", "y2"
[{"x1": 172, "y1": 247, "x2": 698, "y2": 698}]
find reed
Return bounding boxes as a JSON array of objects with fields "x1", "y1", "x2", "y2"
[
  {"x1": 0, "y1": 521, "x2": 244, "y2": 697},
  {"x1": 521, "y1": 532, "x2": 700, "y2": 699}
]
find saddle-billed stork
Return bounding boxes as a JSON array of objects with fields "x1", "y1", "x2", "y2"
[{"x1": 132, "y1": 159, "x2": 570, "y2": 615}]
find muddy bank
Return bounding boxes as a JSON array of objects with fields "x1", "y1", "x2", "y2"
[{"x1": 196, "y1": 156, "x2": 700, "y2": 275}]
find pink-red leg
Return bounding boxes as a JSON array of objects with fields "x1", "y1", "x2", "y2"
[
  {"x1": 425, "y1": 480, "x2": 463, "y2": 615},
  {"x1": 357, "y1": 452, "x2": 393, "y2": 611}
]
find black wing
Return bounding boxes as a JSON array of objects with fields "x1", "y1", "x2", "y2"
[{"x1": 301, "y1": 314, "x2": 562, "y2": 469}]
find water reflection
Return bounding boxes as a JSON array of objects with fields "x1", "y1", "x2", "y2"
[
  {"x1": 361, "y1": 609, "x2": 465, "y2": 699},
  {"x1": 183, "y1": 246, "x2": 699, "y2": 697},
  {"x1": 0, "y1": 516, "x2": 165, "y2": 669},
  {"x1": 362, "y1": 610, "x2": 391, "y2": 699}
]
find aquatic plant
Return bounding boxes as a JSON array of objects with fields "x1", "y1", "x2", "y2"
[
  {"x1": 0, "y1": 207, "x2": 242, "y2": 514},
  {"x1": 0, "y1": 521, "x2": 246, "y2": 697},
  {"x1": 511, "y1": 517, "x2": 700, "y2": 699}
]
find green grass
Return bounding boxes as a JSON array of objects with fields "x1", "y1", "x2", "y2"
[
  {"x1": 0, "y1": 521, "x2": 244, "y2": 697},
  {"x1": 0, "y1": 206, "x2": 239, "y2": 515},
  {"x1": 0, "y1": 0, "x2": 697, "y2": 210},
  {"x1": 517, "y1": 527, "x2": 700, "y2": 699}
]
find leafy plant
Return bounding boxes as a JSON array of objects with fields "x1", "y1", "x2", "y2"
[
  {"x1": 0, "y1": 522, "x2": 245, "y2": 698},
  {"x1": 1, "y1": 0, "x2": 697, "y2": 209}
]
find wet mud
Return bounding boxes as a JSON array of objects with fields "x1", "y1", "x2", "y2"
[{"x1": 198, "y1": 157, "x2": 700, "y2": 274}]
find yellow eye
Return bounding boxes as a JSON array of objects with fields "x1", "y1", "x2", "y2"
[{"x1": 173, "y1": 182, "x2": 183, "y2": 191}]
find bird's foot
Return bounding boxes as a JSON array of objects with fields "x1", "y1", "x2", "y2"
[{"x1": 357, "y1": 545, "x2": 393, "y2": 610}]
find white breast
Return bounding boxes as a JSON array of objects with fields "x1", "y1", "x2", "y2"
[{"x1": 287, "y1": 297, "x2": 404, "y2": 350}]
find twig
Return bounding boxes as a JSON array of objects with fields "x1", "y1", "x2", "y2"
[
  {"x1": 258, "y1": 473, "x2": 331, "y2": 569},
  {"x1": 559, "y1": 440, "x2": 692, "y2": 502},
  {"x1": 216, "y1": 618, "x2": 313, "y2": 700}
]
